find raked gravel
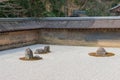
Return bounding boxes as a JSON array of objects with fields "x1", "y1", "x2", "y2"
[{"x1": 0, "y1": 44, "x2": 120, "y2": 80}]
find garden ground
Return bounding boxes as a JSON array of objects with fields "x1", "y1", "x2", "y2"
[{"x1": 0, "y1": 44, "x2": 120, "y2": 80}]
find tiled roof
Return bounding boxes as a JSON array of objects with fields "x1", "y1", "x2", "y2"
[
  {"x1": 0, "y1": 17, "x2": 120, "y2": 32},
  {"x1": 110, "y1": 4, "x2": 120, "y2": 12}
]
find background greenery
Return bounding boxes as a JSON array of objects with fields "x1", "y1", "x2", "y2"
[{"x1": 0, "y1": 0, "x2": 119, "y2": 17}]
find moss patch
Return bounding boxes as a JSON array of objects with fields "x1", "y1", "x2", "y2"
[
  {"x1": 88, "y1": 52, "x2": 115, "y2": 57},
  {"x1": 19, "y1": 57, "x2": 42, "y2": 61}
]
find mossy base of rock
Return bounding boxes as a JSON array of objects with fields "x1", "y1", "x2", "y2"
[
  {"x1": 19, "y1": 56, "x2": 42, "y2": 61},
  {"x1": 88, "y1": 52, "x2": 115, "y2": 57}
]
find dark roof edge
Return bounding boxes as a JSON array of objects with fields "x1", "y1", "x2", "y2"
[
  {"x1": 109, "y1": 4, "x2": 120, "y2": 11},
  {"x1": 0, "y1": 16, "x2": 120, "y2": 21}
]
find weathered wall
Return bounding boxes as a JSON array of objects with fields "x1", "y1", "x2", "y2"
[
  {"x1": 39, "y1": 29, "x2": 120, "y2": 47},
  {"x1": 1, "y1": 28, "x2": 120, "y2": 50},
  {"x1": 0, "y1": 30, "x2": 38, "y2": 50},
  {"x1": 0, "y1": 17, "x2": 120, "y2": 50}
]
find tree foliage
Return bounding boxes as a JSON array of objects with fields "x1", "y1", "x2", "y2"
[{"x1": 0, "y1": 0, "x2": 119, "y2": 17}]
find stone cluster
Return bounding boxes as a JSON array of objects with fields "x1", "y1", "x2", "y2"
[{"x1": 24, "y1": 46, "x2": 50, "y2": 60}]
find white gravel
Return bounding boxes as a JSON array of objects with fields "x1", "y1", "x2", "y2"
[{"x1": 0, "y1": 44, "x2": 120, "y2": 80}]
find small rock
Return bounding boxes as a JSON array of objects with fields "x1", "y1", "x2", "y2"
[
  {"x1": 25, "y1": 48, "x2": 33, "y2": 59},
  {"x1": 34, "y1": 55, "x2": 41, "y2": 58},
  {"x1": 34, "y1": 49, "x2": 44, "y2": 54},
  {"x1": 44, "y1": 46, "x2": 50, "y2": 53},
  {"x1": 96, "y1": 47, "x2": 106, "y2": 56}
]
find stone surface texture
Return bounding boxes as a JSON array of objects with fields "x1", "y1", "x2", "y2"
[
  {"x1": 96, "y1": 47, "x2": 106, "y2": 55},
  {"x1": 44, "y1": 46, "x2": 50, "y2": 53},
  {"x1": 34, "y1": 49, "x2": 44, "y2": 54},
  {"x1": 25, "y1": 48, "x2": 33, "y2": 59}
]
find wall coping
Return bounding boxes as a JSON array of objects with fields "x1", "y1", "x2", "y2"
[{"x1": 0, "y1": 16, "x2": 120, "y2": 21}]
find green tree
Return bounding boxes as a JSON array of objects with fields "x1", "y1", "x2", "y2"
[
  {"x1": 13, "y1": 0, "x2": 46, "y2": 17},
  {"x1": 48, "y1": 0, "x2": 65, "y2": 17}
]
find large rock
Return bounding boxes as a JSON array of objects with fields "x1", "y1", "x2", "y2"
[
  {"x1": 34, "y1": 49, "x2": 44, "y2": 54},
  {"x1": 96, "y1": 47, "x2": 106, "y2": 55},
  {"x1": 25, "y1": 48, "x2": 33, "y2": 59},
  {"x1": 44, "y1": 46, "x2": 50, "y2": 53}
]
